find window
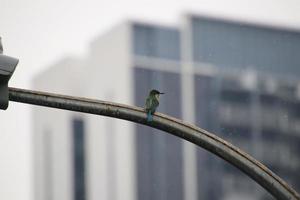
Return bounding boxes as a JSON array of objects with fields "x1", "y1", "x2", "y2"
[
  {"x1": 134, "y1": 67, "x2": 183, "y2": 200},
  {"x1": 72, "y1": 118, "x2": 86, "y2": 200}
]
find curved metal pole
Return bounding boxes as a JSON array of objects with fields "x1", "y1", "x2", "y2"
[{"x1": 8, "y1": 87, "x2": 300, "y2": 200}]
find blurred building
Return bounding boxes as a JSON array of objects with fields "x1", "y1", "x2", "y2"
[{"x1": 33, "y1": 14, "x2": 300, "y2": 200}]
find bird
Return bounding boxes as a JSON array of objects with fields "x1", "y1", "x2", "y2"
[
  {"x1": 145, "y1": 89, "x2": 164, "y2": 122},
  {"x1": 0, "y1": 37, "x2": 3, "y2": 54}
]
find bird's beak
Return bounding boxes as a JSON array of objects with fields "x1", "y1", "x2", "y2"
[{"x1": 160, "y1": 92, "x2": 165, "y2": 95}]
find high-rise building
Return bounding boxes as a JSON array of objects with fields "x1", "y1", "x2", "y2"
[
  {"x1": 187, "y1": 14, "x2": 300, "y2": 199},
  {"x1": 33, "y1": 14, "x2": 300, "y2": 200}
]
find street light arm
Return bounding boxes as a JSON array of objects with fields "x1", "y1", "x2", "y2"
[{"x1": 8, "y1": 87, "x2": 300, "y2": 200}]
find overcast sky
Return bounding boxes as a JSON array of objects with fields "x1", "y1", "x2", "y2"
[{"x1": 1, "y1": 0, "x2": 300, "y2": 199}]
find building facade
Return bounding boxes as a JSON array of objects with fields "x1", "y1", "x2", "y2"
[{"x1": 33, "y1": 14, "x2": 300, "y2": 200}]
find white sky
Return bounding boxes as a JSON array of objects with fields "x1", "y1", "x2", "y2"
[{"x1": 1, "y1": 0, "x2": 300, "y2": 199}]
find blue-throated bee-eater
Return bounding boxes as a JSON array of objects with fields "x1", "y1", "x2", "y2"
[{"x1": 145, "y1": 89, "x2": 164, "y2": 122}]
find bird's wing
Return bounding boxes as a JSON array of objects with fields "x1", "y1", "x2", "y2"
[
  {"x1": 145, "y1": 97, "x2": 159, "y2": 114},
  {"x1": 145, "y1": 97, "x2": 152, "y2": 111}
]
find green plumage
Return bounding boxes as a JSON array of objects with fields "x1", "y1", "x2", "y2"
[
  {"x1": 145, "y1": 89, "x2": 164, "y2": 122},
  {"x1": 145, "y1": 95, "x2": 159, "y2": 114}
]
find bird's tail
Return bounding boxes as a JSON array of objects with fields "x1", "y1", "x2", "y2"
[{"x1": 147, "y1": 111, "x2": 153, "y2": 122}]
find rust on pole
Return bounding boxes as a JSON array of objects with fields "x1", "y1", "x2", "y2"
[{"x1": 8, "y1": 87, "x2": 300, "y2": 200}]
